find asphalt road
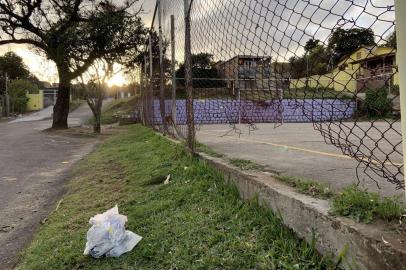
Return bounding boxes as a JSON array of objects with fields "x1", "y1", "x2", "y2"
[
  {"x1": 196, "y1": 123, "x2": 404, "y2": 198},
  {"x1": 0, "y1": 104, "x2": 99, "y2": 269}
]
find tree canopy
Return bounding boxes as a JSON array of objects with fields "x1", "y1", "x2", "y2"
[
  {"x1": 289, "y1": 28, "x2": 377, "y2": 78},
  {"x1": 0, "y1": 52, "x2": 40, "y2": 95},
  {"x1": 384, "y1": 31, "x2": 396, "y2": 48},
  {"x1": 176, "y1": 53, "x2": 224, "y2": 88},
  {"x1": 0, "y1": 0, "x2": 146, "y2": 128},
  {"x1": 0, "y1": 52, "x2": 30, "y2": 80},
  {"x1": 328, "y1": 28, "x2": 375, "y2": 61}
]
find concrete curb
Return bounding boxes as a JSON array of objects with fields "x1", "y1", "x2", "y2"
[{"x1": 197, "y1": 152, "x2": 406, "y2": 270}]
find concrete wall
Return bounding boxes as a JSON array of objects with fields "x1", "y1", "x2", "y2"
[
  {"x1": 198, "y1": 154, "x2": 406, "y2": 270},
  {"x1": 151, "y1": 98, "x2": 356, "y2": 124}
]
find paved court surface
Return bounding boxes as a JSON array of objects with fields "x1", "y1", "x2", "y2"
[{"x1": 196, "y1": 123, "x2": 404, "y2": 198}]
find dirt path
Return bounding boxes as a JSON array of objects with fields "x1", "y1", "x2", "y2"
[{"x1": 0, "y1": 104, "x2": 99, "y2": 269}]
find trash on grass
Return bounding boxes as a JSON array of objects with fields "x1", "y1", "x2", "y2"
[
  {"x1": 163, "y1": 174, "x2": 171, "y2": 185},
  {"x1": 83, "y1": 205, "x2": 142, "y2": 258}
]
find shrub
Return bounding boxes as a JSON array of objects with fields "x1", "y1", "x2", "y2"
[
  {"x1": 390, "y1": 84, "x2": 399, "y2": 96},
  {"x1": 8, "y1": 79, "x2": 37, "y2": 113},
  {"x1": 364, "y1": 87, "x2": 391, "y2": 118}
]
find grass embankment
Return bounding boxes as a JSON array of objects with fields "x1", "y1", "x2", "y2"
[
  {"x1": 19, "y1": 125, "x2": 334, "y2": 269},
  {"x1": 89, "y1": 96, "x2": 138, "y2": 125}
]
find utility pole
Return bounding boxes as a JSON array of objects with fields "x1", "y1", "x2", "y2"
[
  {"x1": 395, "y1": 0, "x2": 406, "y2": 195},
  {"x1": 5, "y1": 73, "x2": 10, "y2": 117}
]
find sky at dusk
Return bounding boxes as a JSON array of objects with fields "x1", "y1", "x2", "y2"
[
  {"x1": 0, "y1": 0, "x2": 156, "y2": 85},
  {"x1": 0, "y1": 0, "x2": 396, "y2": 85}
]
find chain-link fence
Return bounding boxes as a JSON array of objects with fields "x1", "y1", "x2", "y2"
[{"x1": 137, "y1": 0, "x2": 404, "y2": 190}]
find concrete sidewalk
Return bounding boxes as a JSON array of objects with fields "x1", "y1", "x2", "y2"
[{"x1": 9, "y1": 106, "x2": 53, "y2": 123}]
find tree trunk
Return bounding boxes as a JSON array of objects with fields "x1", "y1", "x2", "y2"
[
  {"x1": 94, "y1": 114, "x2": 101, "y2": 133},
  {"x1": 52, "y1": 70, "x2": 71, "y2": 129},
  {"x1": 94, "y1": 95, "x2": 103, "y2": 134}
]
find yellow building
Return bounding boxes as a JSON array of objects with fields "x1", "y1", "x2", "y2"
[
  {"x1": 290, "y1": 46, "x2": 398, "y2": 93},
  {"x1": 26, "y1": 90, "x2": 44, "y2": 111}
]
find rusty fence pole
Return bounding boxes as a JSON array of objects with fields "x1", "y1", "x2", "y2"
[
  {"x1": 148, "y1": 34, "x2": 155, "y2": 127},
  {"x1": 184, "y1": 0, "x2": 195, "y2": 152},
  {"x1": 139, "y1": 64, "x2": 145, "y2": 125},
  {"x1": 158, "y1": 0, "x2": 167, "y2": 133},
  {"x1": 395, "y1": 0, "x2": 406, "y2": 195},
  {"x1": 171, "y1": 15, "x2": 177, "y2": 127}
]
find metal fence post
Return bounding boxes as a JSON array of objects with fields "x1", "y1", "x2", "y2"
[
  {"x1": 143, "y1": 55, "x2": 148, "y2": 125},
  {"x1": 395, "y1": 0, "x2": 406, "y2": 195},
  {"x1": 148, "y1": 34, "x2": 154, "y2": 126},
  {"x1": 139, "y1": 63, "x2": 145, "y2": 125},
  {"x1": 184, "y1": 0, "x2": 195, "y2": 151},
  {"x1": 171, "y1": 15, "x2": 177, "y2": 127},
  {"x1": 158, "y1": 0, "x2": 167, "y2": 132},
  {"x1": 5, "y1": 73, "x2": 9, "y2": 117}
]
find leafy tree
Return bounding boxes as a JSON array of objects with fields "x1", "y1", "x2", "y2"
[
  {"x1": 0, "y1": 52, "x2": 30, "y2": 80},
  {"x1": 288, "y1": 56, "x2": 306, "y2": 79},
  {"x1": 8, "y1": 79, "x2": 38, "y2": 113},
  {"x1": 0, "y1": 52, "x2": 40, "y2": 95},
  {"x1": 176, "y1": 53, "x2": 224, "y2": 88},
  {"x1": 384, "y1": 31, "x2": 397, "y2": 48},
  {"x1": 0, "y1": 0, "x2": 146, "y2": 128},
  {"x1": 289, "y1": 43, "x2": 331, "y2": 78},
  {"x1": 328, "y1": 28, "x2": 375, "y2": 62},
  {"x1": 304, "y1": 39, "x2": 320, "y2": 52}
]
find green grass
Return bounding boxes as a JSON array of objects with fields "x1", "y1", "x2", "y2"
[
  {"x1": 19, "y1": 125, "x2": 334, "y2": 270},
  {"x1": 89, "y1": 96, "x2": 139, "y2": 125},
  {"x1": 229, "y1": 158, "x2": 265, "y2": 171},
  {"x1": 275, "y1": 176, "x2": 333, "y2": 200},
  {"x1": 196, "y1": 144, "x2": 264, "y2": 171},
  {"x1": 331, "y1": 185, "x2": 404, "y2": 223},
  {"x1": 195, "y1": 142, "x2": 225, "y2": 158},
  {"x1": 283, "y1": 87, "x2": 352, "y2": 100}
]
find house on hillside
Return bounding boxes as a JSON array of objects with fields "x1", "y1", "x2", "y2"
[
  {"x1": 290, "y1": 46, "x2": 398, "y2": 93},
  {"x1": 338, "y1": 46, "x2": 398, "y2": 92},
  {"x1": 213, "y1": 55, "x2": 287, "y2": 97}
]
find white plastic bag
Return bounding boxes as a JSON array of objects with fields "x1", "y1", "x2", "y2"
[{"x1": 83, "y1": 205, "x2": 142, "y2": 258}]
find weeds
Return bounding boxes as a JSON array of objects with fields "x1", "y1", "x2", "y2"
[
  {"x1": 195, "y1": 142, "x2": 224, "y2": 158},
  {"x1": 275, "y1": 175, "x2": 333, "y2": 199},
  {"x1": 229, "y1": 158, "x2": 265, "y2": 171},
  {"x1": 331, "y1": 185, "x2": 404, "y2": 223}
]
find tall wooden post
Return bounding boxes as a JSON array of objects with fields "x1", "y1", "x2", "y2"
[
  {"x1": 149, "y1": 34, "x2": 154, "y2": 126},
  {"x1": 184, "y1": 0, "x2": 195, "y2": 151}
]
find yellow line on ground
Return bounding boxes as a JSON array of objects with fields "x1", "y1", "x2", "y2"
[{"x1": 197, "y1": 131, "x2": 402, "y2": 167}]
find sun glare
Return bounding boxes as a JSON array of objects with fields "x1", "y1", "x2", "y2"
[{"x1": 108, "y1": 72, "x2": 127, "y2": 87}]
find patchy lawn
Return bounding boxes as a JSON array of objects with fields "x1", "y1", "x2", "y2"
[
  {"x1": 19, "y1": 125, "x2": 334, "y2": 270},
  {"x1": 89, "y1": 96, "x2": 139, "y2": 125}
]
